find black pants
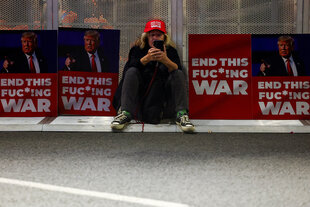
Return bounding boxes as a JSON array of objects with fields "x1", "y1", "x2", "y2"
[{"x1": 120, "y1": 67, "x2": 188, "y2": 124}]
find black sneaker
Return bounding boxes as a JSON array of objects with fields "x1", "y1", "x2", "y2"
[
  {"x1": 176, "y1": 114, "x2": 195, "y2": 133},
  {"x1": 111, "y1": 111, "x2": 131, "y2": 130}
]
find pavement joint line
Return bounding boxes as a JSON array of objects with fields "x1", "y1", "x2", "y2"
[
  {"x1": 37, "y1": 117, "x2": 57, "y2": 125},
  {"x1": 0, "y1": 177, "x2": 190, "y2": 207},
  {"x1": 300, "y1": 120, "x2": 310, "y2": 125}
]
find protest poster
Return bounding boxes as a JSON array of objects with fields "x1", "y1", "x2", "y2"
[
  {"x1": 188, "y1": 34, "x2": 252, "y2": 119},
  {"x1": 0, "y1": 30, "x2": 58, "y2": 117},
  {"x1": 58, "y1": 71, "x2": 118, "y2": 116},
  {"x1": 57, "y1": 28, "x2": 120, "y2": 116},
  {"x1": 252, "y1": 77, "x2": 309, "y2": 119},
  {"x1": 0, "y1": 74, "x2": 58, "y2": 117},
  {"x1": 252, "y1": 34, "x2": 310, "y2": 119}
]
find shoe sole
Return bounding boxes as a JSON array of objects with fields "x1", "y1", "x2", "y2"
[
  {"x1": 111, "y1": 122, "x2": 128, "y2": 130},
  {"x1": 176, "y1": 122, "x2": 195, "y2": 133}
]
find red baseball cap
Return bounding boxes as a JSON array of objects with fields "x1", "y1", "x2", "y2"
[{"x1": 144, "y1": 20, "x2": 167, "y2": 34}]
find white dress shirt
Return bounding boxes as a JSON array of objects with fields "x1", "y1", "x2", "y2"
[
  {"x1": 281, "y1": 55, "x2": 298, "y2": 76},
  {"x1": 87, "y1": 51, "x2": 102, "y2": 72},
  {"x1": 25, "y1": 52, "x2": 40, "y2": 73}
]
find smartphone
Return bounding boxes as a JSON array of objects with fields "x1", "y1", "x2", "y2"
[{"x1": 153, "y1": 40, "x2": 164, "y2": 51}]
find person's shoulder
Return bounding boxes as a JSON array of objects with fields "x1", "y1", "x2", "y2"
[
  {"x1": 97, "y1": 48, "x2": 107, "y2": 59},
  {"x1": 35, "y1": 49, "x2": 46, "y2": 59},
  {"x1": 166, "y1": 45, "x2": 178, "y2": 54},
  {"x1": 292, "y1": 53, "x2": 303, "y2": 62},
  {"x1": 14, "y1": 50, "x2": 26, "y2": 57},
  {"x1": 10, "y1": 50, "x2": 27, "y2": 62},
  {"x1": 130, "y1": 45, "x2": 141, "y2": 51},
  {"x1": 166, "y1": 46, "x2": 180, "y2": 59},
  {"x1": 128, "y1": 45, "x2": 146, "y2": 56},
  {"x1": 97, "y1": 47, "x2": 105, "y2": 53},
  {"x1": 71, "y1": 48, "x2": 87, "y2": 58},
  {"x1": 264, "y1": 52, "x2": 281, "y2": 63},
  {"x1": 166, "y1": 45, "x2": 176, "y2": 50}
]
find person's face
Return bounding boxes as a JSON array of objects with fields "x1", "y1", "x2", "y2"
[
  {"x1": 21, "y1": 37, "x2": 36, "y2": 55},
  {"x1": 278, "y1": 41, "x2": 293, "y2": 58},
  {"x1": 148, "y1": 30, "x2": 165, "y2": 48},
  {"x1": 84, "y1": 35, "x2": 99, "y2": 53}
]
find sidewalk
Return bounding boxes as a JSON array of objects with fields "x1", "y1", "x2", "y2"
[{"x1": 0, "y1": 117, "x2": 309, "y2": 133}]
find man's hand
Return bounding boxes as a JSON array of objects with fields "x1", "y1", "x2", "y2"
[
  {"x1": 2, "y1": 58, "x2": 14, "y2": 69},
  {"x1": 259, "y1": 60, "x2": 270, "y2": 76},
  {"x1": 64, "y1": 57, "x2": 75, "y2": 69},
  {"x1": 260, "y1": 60, "x2": 270, "y2": 72},
  {"x1": 3, "y1": 59, "x2": 9, "y2": 69}
]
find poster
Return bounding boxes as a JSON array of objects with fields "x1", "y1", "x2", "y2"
[
  {"x1": 0, "y1": 30, "x2": 58, "y2": 117},
  {"x1": 252, "y1": 34, "x2": 310, "y2": 119},
  {"x1": 0, "y1": 74, "x2": 58, "y2": 117},
  {"x1": 58, "y1": 71, "x2": 118, "y2": 116},
  {"x1": 188, "y1": 34, "x2": 252, "y2": 119},
  {"x1": 188, "y1": 34, "x2": 309, "y2": 119},
  {"x1": 57, "y1": 28, "x2": 120, "y2": 115},
  {"x1": 58, "y1": 28, "x2": 120, "y2": 73}
]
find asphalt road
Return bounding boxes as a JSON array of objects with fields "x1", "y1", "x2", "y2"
[{"x1": 0, "y1": 132, "x2": 310, "y2": 207}]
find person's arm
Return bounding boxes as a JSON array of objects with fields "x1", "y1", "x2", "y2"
[
  {"x1": 162, "y1": 46, "x2": 182, "y2": 72},
  {"x1": 157, "y1": 49, "x2": 178, "y2": 72},
  {"x1": 140, "y1": 53, "x2": 152, "y2": 66},
  {"x1": 127, "y1": 46, "x2": 147, "y2": 69}
]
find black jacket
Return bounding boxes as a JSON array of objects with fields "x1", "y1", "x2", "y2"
[
  {"x1": 258, "y1": 52, "x2": 306, "y2": 76},
  {"x1": 65, "y1": 48, "x2": 109, "y2": 72},
  {"x1": 3, "y1": 50, "x2": 48, "y2": 73}
]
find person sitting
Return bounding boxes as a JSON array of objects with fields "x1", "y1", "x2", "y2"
[{"x1": 111, "y1": 19, "x2": 195, "y2": 133}]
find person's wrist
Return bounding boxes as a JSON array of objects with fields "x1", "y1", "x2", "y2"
[{"x1": 141, "y1": 55, "x2": 149, "y2": 65}]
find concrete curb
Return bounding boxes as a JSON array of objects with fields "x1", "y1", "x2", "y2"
[{"x1": 0, "y1": 117, "x2": 309, "y2": 133}]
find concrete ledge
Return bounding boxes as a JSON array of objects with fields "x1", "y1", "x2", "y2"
[
  {"x1": 0, "y1": 117, "x2": 309, "y2": 133},
  {"x1": 197, "y1": 125, "x2": 310, "y2": 133},
  {"x1": 0, "y1": 117, "x2": 44, "y2": 131},
  {"x1": 0, "y1": 124, "x2": 43, "y2": 132}
]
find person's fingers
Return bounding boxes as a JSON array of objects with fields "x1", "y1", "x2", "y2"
[
  {"x1": 260, "y1": 63, "x2": 266, "y2": 72},
  {"x1": 65, "y1": 57, "x2": 71, "y2": 66},
  {"x1": 3, "y1": 60, "x2": 9, "y2": 69}
]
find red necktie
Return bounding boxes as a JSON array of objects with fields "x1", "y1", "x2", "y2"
[
  {"x1": 286, "y1": 59, "x2": 293, "y2": 76},
  {"x1": 29, "y1": 55, "x2": 36, "y2": 73},
  {"x1": 91, "y1": 54, "x2": 97, "y2": 72}
]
